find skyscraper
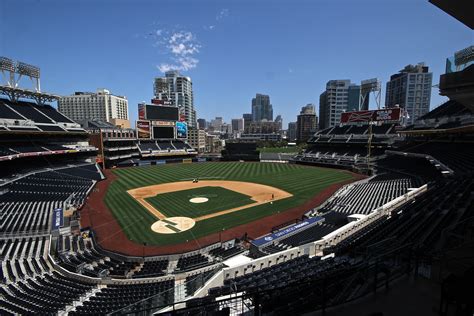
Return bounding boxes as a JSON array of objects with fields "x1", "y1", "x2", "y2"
[
  {"x1": 251, "y1": 94, "x2": 273, "y2": 122},
  {"x1": 231, "y1": 118, "x2": 245, "y2": 133},
  {"x1": 385, "y1": 63, "x2": 432, "y2": 124},
  {"x1": 274, "y1": 115, "x2": 283, "y2": 131},
  {"x1": 319, "y1": 80, "x2": 370, "y2": 129},
  {"x1": 319, "y1": 91, "x2": 328, "y2": 130},
  {"x1": 153, "y1": 70, "x2": 196, "y2": 128},
  {"x1": 297, "y1": 104, "x2": 318, "y2": 143},
  {"x1": 197, "y1": 118, "x2": 207, "y2": 130},
  {"x1": 210, "y1": 117, "x2": 223, "y2": 131},
  {"x1": 243, "y1": 113, "x2": 252, "y2": 127},
  {"x1": 288, "y1": 122, "x2": 297, "y2": 142}
]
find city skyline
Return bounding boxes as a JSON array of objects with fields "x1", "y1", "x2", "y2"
[{"x1": 1, "y1": 0, "x2": 472, "y2": 126}]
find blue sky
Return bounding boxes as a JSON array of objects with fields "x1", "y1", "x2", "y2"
[{"x1": 1, "y1": 0, "x2": 472, "y2": 127}]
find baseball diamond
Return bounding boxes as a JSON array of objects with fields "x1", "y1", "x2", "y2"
[{"x1": 104, "y1": 162, "x2": 354, "y2": 246}]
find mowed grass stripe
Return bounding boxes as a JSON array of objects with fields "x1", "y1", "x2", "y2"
[{"x1": 105, "y1": 162, "x2": 355, "y2": 246}]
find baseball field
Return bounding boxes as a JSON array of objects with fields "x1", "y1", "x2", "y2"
[{"x1": 103, "y1": 162, "x2": 354, "y2": 246}]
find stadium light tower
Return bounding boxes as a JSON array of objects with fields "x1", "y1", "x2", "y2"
[
  {"x1": 0, "y1": 57, "x2": 16, "y2": 87},
  {"x1": 0, "y1": 57, "x2": 58, "y2": 104},
  {"x1": 0, "y1": 57, "x2": 41, "y2": 92},
  {"x1": 16, "y1": 61, "x2": 41, "y2": 92},
  {"x1": 360, "y1": 78, "x2": 382, "y2": 110}
]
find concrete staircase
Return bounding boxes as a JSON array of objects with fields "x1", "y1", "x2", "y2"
[
  {"x1": 126, "y1": 262, "x2": 144, "y2": 278},
  {"x1": 174, "y1": 277, "x2": 187, "y2": 303}
]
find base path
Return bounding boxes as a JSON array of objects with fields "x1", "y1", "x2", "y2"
[{"x1": 127, "y1": 180, "x2": 293, "y2": 222}]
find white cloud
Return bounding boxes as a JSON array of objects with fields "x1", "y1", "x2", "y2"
[
  {"x1": 152, "y1": 29, "x2": 201, "y2": 73},
  {"x1": 168, "y1": 32, "x2": 200, "y2": 56},
  {"x1": 157, "y1": 56, "x2": 199, "y2": 72},
  {"x1": 216, "y1": 8, "x2": 229, "y2": 20},
  {"x1": 157, "y1": 63, "x2": 175, "y2": 73}
]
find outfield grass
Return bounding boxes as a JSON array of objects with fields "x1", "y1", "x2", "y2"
[
  {"x1": 145, "y1": 186, "x2": 253, "y2": 218},
  {"x1": 105, "y1": 162, "x2": 354, "y2": 245}
]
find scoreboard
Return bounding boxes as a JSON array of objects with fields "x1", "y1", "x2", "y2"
[{"x1": 138, "y1": 103, "x2": 179, "y2": 121}]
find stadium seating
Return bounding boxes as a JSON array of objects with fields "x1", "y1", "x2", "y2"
[
  {"x1": 208, "y1": 245, "x2": 244, "y2": 260},
  {"x1": 132, "y1": 259, "x2": 169, "y2": 278},
  {"x1": 5, "y1": 100, "x2": 54, "y2": 123},
  {"x1": 210, "y1": 256, "x2": 348, "y2": 296},
  {"x1": 70, "y1": 280, "x2": 175, "y2": 315},
  {"x1": 0, "y1": 164, "x2": 101, "y2": 236},
  {"x1": 394, "y1": 141, "x2": 474, "y2": 174},
  {"x1": 138, "y1": 142, "x2": 159, "y2": 152},
  {"x1": 1, "y1": 272, "x2": 95, "y2": 314},
  {"x1": 157, "y1": 141, "x2": 174, "y2": 151},
  {"x1": 56, "y1": 235, "x2": 141, "y2": 278},
  {"x1": 376, "y1": 155, "x2": 442, "y2": 182},
  {"x1": 317, "y1": 177, "x2": 419, "y2": 215},
  {"x1": 0, "y1": 100, "x2": 25, "y2": 120},
  {"x1": 176, "y1": 254, "x2": 213, "y2": 272},
  {"x1": 418, "y1": 100, "x2": 471, "y2": 120}
]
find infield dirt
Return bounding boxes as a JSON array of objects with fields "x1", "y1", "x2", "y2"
[{"x1": 127, "y1": 180, "x2": 293, "y2": 223}]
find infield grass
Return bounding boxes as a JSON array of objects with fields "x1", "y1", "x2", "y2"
[
  {"x1": 145, "y1": 186, "x2": 253, "y2": 218},
  {"x1": 105, "y1": 162, "x2": 354, "y2": 246}
]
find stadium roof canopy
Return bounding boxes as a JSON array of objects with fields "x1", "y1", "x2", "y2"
[{"x1": 429, "y1": 0, "x2": 474, "y2": 29}]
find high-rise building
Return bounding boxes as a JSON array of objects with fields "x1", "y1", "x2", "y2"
[
  {"x1": 274, "y1": 115, "x2": 283, "y2": 131},
  {"x1": 210, "y1": 117, "x2": 223, "y2": 131},
  {"x1": 251, "y1": 93, "x2": 273, "y2": 122},
  {"x1": 58, "y1": 89, "x2": 129, "y2": 127},
  {"x1": 197, "y1": 118, "x2": 207, "y2": 130},
  {"x1": 297, "y1": 104, "x2": 318, "y2": 143},
  {"x1": 153, "y1": 70, "x2": 196, "y2": 128},
  {"x1": 347, "y1": 85, "x2": 369, "y2": 112},
  {"x1": 288, "y1": 122, "x2": 297, "y2": 142},
  {"x1": 245, "y1": 121, "x2": 280, "y2": 134},
  {"x1": 243, "y1": 113, "x2": 252, "y2": 127},
  {"x1": 221, "y1": 123, "x2": 232, "y2": 135},
  {"x1": 319, "y1": 80, "x2": 369, "y2": 129},
  {"x1": 385, "y1": 63, "x2": 432, "y2": 124},
  {"x1": 319, "y1": 92, "x2": 328, "y2": 130},
  {"x1": 231, "y1": 118, "x2": 245, "y2": 133}
]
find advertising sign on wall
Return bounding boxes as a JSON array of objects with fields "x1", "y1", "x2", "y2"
[
  {"x1": 176, "y1": 122, "x2": 188, "y2": 139},
  {"x1": 138, "y1": 104, "x2": 146, "y2": 120},
  {"x1": 340, "y1": 108, "x2": 401, "y2": 123},
  {"x1": 137, "y1": 120, "x2": 151, "y2": 139}
]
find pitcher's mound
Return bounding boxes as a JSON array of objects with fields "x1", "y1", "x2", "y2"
[
  {"x1": 151, "y1": 217, "x2": 195, "y2": 234},
  {"x1": 189, "y1": 197, "x2": 208, "y2": 203}
]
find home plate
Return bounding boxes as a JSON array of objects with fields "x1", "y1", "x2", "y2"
[
  {"x1": 189, "y1": 197, "x2": 208, "y2": 203},
  {"x1": 151, "y1": 217, "x2": 196, "y2": 234}
]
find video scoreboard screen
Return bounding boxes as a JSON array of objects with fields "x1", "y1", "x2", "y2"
[
  {"x1": 145, "y1": 104, "x2": 179, "y2": 121},
  {"x1": 152, "y1": 126, "x2": 175, "y2": 139}
]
